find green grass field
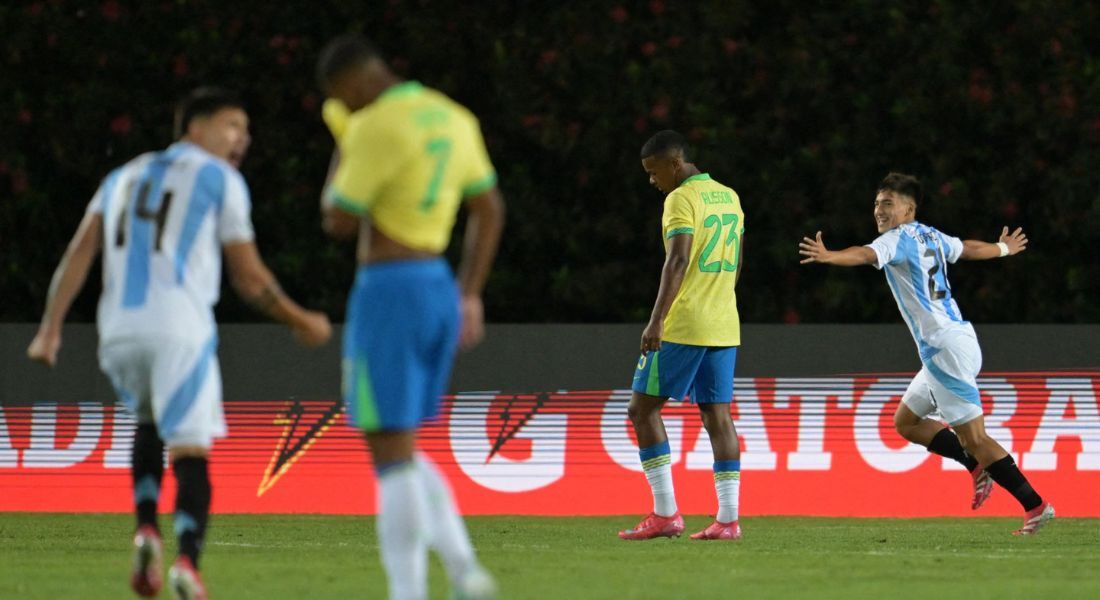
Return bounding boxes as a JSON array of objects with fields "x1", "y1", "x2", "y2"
[{"x1": 0, "y1": 513, "x2": 1096, "y2": 599}]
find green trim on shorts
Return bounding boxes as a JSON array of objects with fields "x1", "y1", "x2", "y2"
[
  {"x1": 355, "y1": 359, "x2": 380, "y2": 431},
  {"x1": 645, "y1": 351, "x2": 661, "y2": 396}
]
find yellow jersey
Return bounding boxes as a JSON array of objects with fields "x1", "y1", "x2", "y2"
[
  {"x1": 324, "y1": 81, "x2": 497, "y2": 253},
  {"x1": 661, "y1": 173, "x2": 744, "y2": 346}
]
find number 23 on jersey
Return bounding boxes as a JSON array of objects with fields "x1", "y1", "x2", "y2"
[{"x1": 699, "y1": 213, "x2": 740, "y2": 273}]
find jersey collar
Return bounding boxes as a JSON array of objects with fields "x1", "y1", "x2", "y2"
[
  {"x1": 167, "y1": 140, "x2": 209, "y2": 160},
  {"x1": 378, "y1": 80, "x2": 424, "y2": 102},
  {"x1": 678, "y1": 172, "x2": 711, "y2": 187}
]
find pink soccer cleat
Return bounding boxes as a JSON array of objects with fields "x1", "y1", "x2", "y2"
[
  {"x1": 970, "y1": 465, "x2": 994, "y2": 510},
  {"x1": 690, "y1": 520, "x2": 742, "y2": 540},
  {"x1": 130, "y1": 525, "x2": 163, "y2": 598},
  {"x1": 168, "y1": 556, "x2": 207, "y2": 600},
  {"x1": 618, "y1": 512, "x2": 685, "y2": 540},
  {"x1": 1013, "y1": 501, "x2": 1055, "y2": 536}
]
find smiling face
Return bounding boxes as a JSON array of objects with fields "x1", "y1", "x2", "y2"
[
  {"x1": 873, "y1": 189, "x2": 916, "y2": 233},
  {"x1": 187, "y1": 107, "x2": 251, "y2": 169},
  {"x1": 641, "y1": 152, "x2": 682, "y2": 195}
]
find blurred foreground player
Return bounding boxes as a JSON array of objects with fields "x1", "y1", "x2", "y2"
[
  {"x1": 316, "y1": 35, "x2": 505, "y2": 599},
  {"x1": 28, "y1": 87, "x2": 332, "y2": 598}
]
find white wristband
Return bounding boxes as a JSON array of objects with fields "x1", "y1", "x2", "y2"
[{"x1": 996, "y1": 242, "x2": 1009, "y2": 257}]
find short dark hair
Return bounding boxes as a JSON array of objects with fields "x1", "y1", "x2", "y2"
[
  {"x1": 316, "y1": 34, "x2": 381, "y2": 89},
  {"x1": 174, "y1": 87, "x2": 245, "y2": 138},
  {"x1": 640, "y1": 130, "x2": 691, "y2": 161},
  {"x1": 877, "y1": 172, "x2": 923, "y2": 204}
]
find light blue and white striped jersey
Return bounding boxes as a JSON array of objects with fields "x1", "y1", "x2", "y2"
[
  {"x1": 866, "y1": 221, "x2": 974, "y2": 362},
  {"x1": 87, "y1": 142, "x2": 254, "y2": 344}
]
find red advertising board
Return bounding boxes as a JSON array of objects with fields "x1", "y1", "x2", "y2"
[{"x1": 1, "y1": 373, "x2": 1096, "y2": 516}]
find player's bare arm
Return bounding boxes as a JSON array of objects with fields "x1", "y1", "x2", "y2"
[
  {"x1": 27, "y1": 212, "x2": 104, "y2": 367},
  {"x1": 319, "y1": 150, "x2": 359, "y2": 240},
  {"x1": 321, "y1": 203, "x2": 359, "y2": 240},
  {"x1": 798, "y1": 231, "x2": 877, "y2": 267},
  {"x1": 734, "y1": 233, "x2": 744, "y2": 288},
  {"x1": 456, "y1": 186, "x2": 505, "y2": 350},
  {"x1": 641, "y1": 233, "x2": 692, "y2": 353},
  {"x1": 960, "y1": 226, "x2": 1028, "y2": 260},
  {"x1": 223, "y1": 241, "x2": 332, "y2": 347}
]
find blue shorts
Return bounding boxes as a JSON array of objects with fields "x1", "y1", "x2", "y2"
[
  {"x1": 631, "y1": 342, "x2": 737, "y2": 403},
  {"x1": 342, "y1": 258, "x2": 460, "y2": 432}
]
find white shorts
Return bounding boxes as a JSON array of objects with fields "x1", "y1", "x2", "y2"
[
  {"x1": 902, "y1": 330, "x2": 984, "y2": 426},
  {"x1": 98, "y1": 335, "x2": 226, "y2": 448}
]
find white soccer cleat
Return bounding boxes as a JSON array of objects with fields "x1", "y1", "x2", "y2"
[
  {"x1": 1013, "y1": 501, "x2": 1055, "y2": 536},
  {"x1": 130, "y1": 525, "x2": 163, "y2": 597},
  {"x1": 452, "y1": 566, "x2": 497, "y2": 600},
  {"x1": 168, "y1": 556, "x2": 207, "y2": 600}
]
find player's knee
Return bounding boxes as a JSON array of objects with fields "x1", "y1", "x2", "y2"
[
  {"x1": 956, "y1": 430, "x2": 987, "y2": 452},
  {"x1": 893, "y1": 404, "x2": 919, "y2": 433},
  {"x1": 168, "y1": 445, "x2": 210, "y2": 461},
  {"x1": 892, "y1": 415, "x2": 913, "y2": 437},
  {"x1": 626, "y1": 402, "x2": 656, "y2": 425},
  {"x1": 699, "y1": 407, "x2": 734, "y2": 435}
]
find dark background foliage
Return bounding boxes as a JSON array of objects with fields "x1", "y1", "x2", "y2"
[{"x1": 3, "y1": 0, "x2": 1098, "y2": 324}]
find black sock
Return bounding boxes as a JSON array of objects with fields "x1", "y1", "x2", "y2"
[
  {"x1": 131, "y1": 424, "x2": 164, "y2": 531},
  {"x1": 985, "y1": 455, "x2": 1043, "y2": 511},
  {"x1": 926, "y1": 428, "x2": 979, "y2": 471},
  {"x1": 173, "y1": 456, "x2": 211, "y2": 568}
]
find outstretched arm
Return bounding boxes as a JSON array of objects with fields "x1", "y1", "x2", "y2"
[
  {"x1": 27, "y1": 212, "x2": 103, "y2": 367},
  {"x1": 641, "y1": 233, "x2": 692, "y2": 353},
  {"x1": 960, "y1": 226, "x2": 1027, "y2": 260},
  {"x1": 799, "y1": 231, "x2": 876, "y2": 267}
]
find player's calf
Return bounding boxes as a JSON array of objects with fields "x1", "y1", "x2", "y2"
[
  {"x1": 131, "y1": 424, "x2": 165, "y2": 532},
  {"x1": 172, "y1": 456, "x2": 211, "y2": 569},
  {"x1": 983, "y1": 455, "x2": 1046, "y2": 526}
]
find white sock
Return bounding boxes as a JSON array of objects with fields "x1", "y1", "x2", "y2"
[
  {"x1": 414, "y1": 453, "x2": 478, "y2": 584},
  {"x1": 640, "y1": 442, "x2": 677, "y2": 516},
  {"x1": 377, "y1": 462, "x2": 429, "y2": 600},
  {"x1": 714, "y1": 471, "x2": 741, "y2": 523}
]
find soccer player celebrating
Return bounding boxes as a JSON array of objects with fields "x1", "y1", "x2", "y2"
[
  {"x1": 27, "y1": 87, "x2": 332, "y2": 599},
  {"x1": 316, "y1": 35, "x2": 505, "y2": 599},
  {"x1": 619, "y1": 130, "x2": 746, "y2": 542},
  {"x1": 798, "y1": 172, "x2": 1053, "y2": 535}
]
